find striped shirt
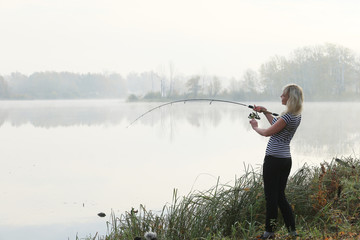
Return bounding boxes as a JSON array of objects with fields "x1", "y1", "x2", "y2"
[{"x1": 265, "y1": 113, "x2": 301, "y2": 158}]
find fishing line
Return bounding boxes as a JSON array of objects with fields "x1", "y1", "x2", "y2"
[{"x1": 126, "y1": 98, "x2": 279, "y2": 128}]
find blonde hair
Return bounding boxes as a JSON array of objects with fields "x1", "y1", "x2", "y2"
[{"x1": 283, "y1": 84, "x2": 304, "y2": 115}]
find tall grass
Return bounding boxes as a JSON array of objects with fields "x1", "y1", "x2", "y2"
[{"x1": 98, "y1": 156, "x2": 360, "y2": 239}]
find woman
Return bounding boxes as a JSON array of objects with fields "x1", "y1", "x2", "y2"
[{"x1": 249, "y1": 84, "x2": 303, "y2": 239}]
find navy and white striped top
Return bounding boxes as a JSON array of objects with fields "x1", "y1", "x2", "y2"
[{"x1": 265, "y1": 113, "x2": 301, "y2": 158}]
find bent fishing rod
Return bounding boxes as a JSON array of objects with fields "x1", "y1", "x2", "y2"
[{"x1": 127, "y1": 98, "x2": 279, "y2": 128}]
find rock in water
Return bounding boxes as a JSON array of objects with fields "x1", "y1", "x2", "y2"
[{"x1": 97, "y1": 212, "x2": 106, "y2": 217}]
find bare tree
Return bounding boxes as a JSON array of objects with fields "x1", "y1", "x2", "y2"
[
  {"x1": 207, "y1": 76, "x2": 222, "y2": 97},
  {"x1": 168, "y1": 61, "x2": 175, "y2": 97}
]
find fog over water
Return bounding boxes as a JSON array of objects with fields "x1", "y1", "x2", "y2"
[{"x1": 0, "y1": 100, "x2": 359, "y2": 240}]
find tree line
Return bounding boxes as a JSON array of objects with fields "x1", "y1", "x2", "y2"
[
  {"x1": 0, "y1": 72, "x2": 127, "y2": 99},
  {"x1": 1, "y1": 43, "x2": 359, "y2": 101}
]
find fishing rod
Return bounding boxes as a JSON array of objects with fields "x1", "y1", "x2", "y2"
[{"x1": 126, "y1": 98, "x2": 279, "y2": 128}]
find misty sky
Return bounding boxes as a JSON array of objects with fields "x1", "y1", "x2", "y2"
[{"x1": 1, "y1": 0, "x2": 360, "y2": 78}]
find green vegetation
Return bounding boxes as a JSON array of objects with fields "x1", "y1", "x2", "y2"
[{"x1": 84, "y1": 156, "x2": 360, "y2": 239}]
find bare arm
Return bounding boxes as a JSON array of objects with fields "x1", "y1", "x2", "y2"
[
  {"x1": 249, "y1": 117, "x2": 286, "y2": 137},
  {"x1": 263, "y1": 112, "x2": 274, "y2": 125}
]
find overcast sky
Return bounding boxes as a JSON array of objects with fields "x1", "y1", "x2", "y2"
[{"x1": 1, "y1": 0, "x2": 360, "y2": 78}]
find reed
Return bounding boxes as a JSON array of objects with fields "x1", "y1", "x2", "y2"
[{"x1": 91, "y1": 156, "x2": 360, "y2": 239}]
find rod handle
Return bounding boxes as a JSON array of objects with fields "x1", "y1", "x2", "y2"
[
  {"x1": 249, "y1": 105, "x2": 278, "y2": 117},
  {"x1": 264, "y1": 111, "x2": 279, "y2": 116}
]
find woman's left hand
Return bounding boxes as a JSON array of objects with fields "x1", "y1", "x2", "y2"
[
  {"x1": 253, "y1": 104, "x2": 267, "y2": 113},
  {"x1": 249, "y1": 119, "x2": 258, "y2": 129}
]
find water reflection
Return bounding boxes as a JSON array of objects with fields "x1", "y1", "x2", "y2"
[
  {"x1": 294, "y1": 102, "x2": 360, "y2": 158},
  {"x1": 0, "y1": 100, "x2": 257, "y2": 128},
  {"x1": 0, "y1": 100, "x2": 359, "y2": 158},
  {"x1": 0, "y1": 100, "x2": 129, "y2": 127}
]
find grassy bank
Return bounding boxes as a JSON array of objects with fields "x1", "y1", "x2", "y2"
[{"x1": 88, "y1": 156, "x2": 360, "y2": 239}]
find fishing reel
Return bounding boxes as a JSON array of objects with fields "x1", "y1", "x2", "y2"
[{"x1": 248, "y1": 111, "x2": 260, "y2": 120}]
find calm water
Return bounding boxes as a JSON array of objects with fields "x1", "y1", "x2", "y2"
[{"x1": 0, "y1": 100, "x2": 359, "y2": 240}]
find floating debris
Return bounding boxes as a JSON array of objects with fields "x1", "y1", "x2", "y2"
[{"x1": 97, "y1": 212, "x2": 106, "y2": 217}]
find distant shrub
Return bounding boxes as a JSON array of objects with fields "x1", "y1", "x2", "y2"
[
  {"x1": 127, "y1": 94, "x2": 139, "y2": 102},
  {"x1": 143, "y1": 92, "x2": 162, "y2": 100}
]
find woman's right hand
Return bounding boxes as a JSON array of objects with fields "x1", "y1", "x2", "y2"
[
  {"x1": 253, "y1": 104, "x2": 267, "y2": 113},
  {"x1": 249, "y1": 119, "x2": 258, "y2": 129}
]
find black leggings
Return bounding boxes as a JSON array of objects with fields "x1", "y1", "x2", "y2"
[{"x1": 263, "y1": 155, "x2": 295, "y2": 232}]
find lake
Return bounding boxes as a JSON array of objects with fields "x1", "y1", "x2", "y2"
[{"x1": 0, "y1": 100, "x2": 359, "y2": 240}]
